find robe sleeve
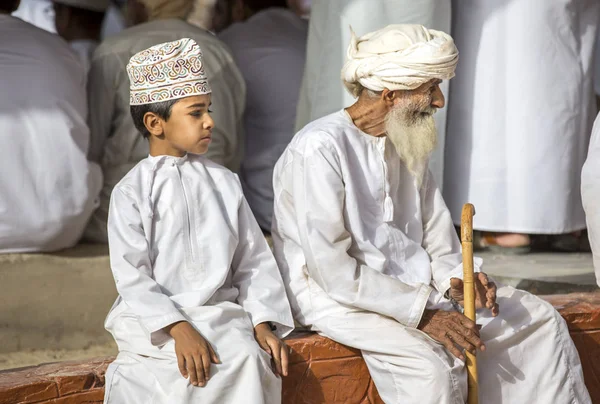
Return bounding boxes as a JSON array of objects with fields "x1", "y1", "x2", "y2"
[
  {"x1": 231, "y1": 192, "x2": 294, "y2": 338},
  {"x1": 420, "y1": 170, "x2": 482, "y2": 297},
  {"x1": 290, "y1": 141, "x2": 433, "y2": 328},
  {"x1": 107, "y1": 186, "x2": 187, "y2": 346},
  {"x1": 87, "y1": 51, "x2": 119, "y2": 164}
]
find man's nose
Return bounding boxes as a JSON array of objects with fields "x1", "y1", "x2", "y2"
[{"x1": 431, "y1": 84, "x2": 445, "y2": 109}]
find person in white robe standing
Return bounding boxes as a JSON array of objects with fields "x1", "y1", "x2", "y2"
[
  {"x1": 103, "y1": 38, "x2": 294, "y2": 404},
  {"x1": 444, "y1": 0, "x2": 600, "y2": 251},
  {"x1": 0, "y1": 0, "x2": 102, "y2": 253},
  {"x1": 52, "y1": 0, "x2": 110, "y2": 72},
  {"x1": 84, "y1": 0, "x2": 246, "y2": 243},
  {"x1": 295, "y1": 0, "x2": 451, "y2": 189},
  {"x1": 582, "y1": 113, "x2": 600, "y2": 287},
  {"x1": 272, "y1": 24, "x2": 591, "y2": 403},
  {"x1": 218, "y1": 0, "x2": 308, "y2": 231}
]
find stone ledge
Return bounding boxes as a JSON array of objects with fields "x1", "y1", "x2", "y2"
[
  {"x1": 0, "y1": 357, "x2": 110, "y2": 404},
  {"x1": 1, "y1": 293, "x2": 599, "y2": 404}
]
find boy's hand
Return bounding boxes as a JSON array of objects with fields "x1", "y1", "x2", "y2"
[
  {"x1": 166, "y1": 321, "x2": 220, "y2": 387},
  {"x1": 254, "y1": 322, "x2": 289, "y2": 377}
]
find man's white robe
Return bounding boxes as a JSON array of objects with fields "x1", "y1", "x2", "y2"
[
  {"x1": 85, "y1": 18, "x2": 246, "y2": 243},
  {"x1": 582, "y1": 113, "x2": 600, "y2": 286},
  {"x1": 0, "y1": 15, "x2": 102, "y2": 253},
  {"x1": 272, "y1": 111, "x2": 591, "y2": 403},
  {"x1": 104, "y1": 154, "x2": 294, "y2": 403},
  {"x1": 219, "y1": 8, "x2": 308, "y2": 231},
  {"x1": 294, "y1": 0, "x2": 451, "y2": 189},
  {"x1": 444, "y1": 0, "x2": 600, "y2": 233}
]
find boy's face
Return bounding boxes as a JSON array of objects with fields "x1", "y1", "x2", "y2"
[{"x1": 147, "y1": 94, "x2": 214, "y2": 157}]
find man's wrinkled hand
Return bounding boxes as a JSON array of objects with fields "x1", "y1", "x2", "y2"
[
  {"x1": 450, "y1": 272, "x2": 499, "y2": 317},
  {"x1": 166, "y1": 321, "x2": 220, "y2": 387},
  {"x1": 418, "y1": 309, "x2": 485, "y2": 360}
]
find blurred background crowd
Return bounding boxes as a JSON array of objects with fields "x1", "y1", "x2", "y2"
[{"x1": 1, "y1": 0, "x2": 599, "y2": 258}]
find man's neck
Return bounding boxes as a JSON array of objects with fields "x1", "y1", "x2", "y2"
[{"x1": 345, "y1": 100, "x2": 388, "y2": 137}]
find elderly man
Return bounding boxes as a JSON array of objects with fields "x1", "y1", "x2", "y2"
[
  {"x1": 295, "y1": 0, "x2": 451, "y2": 188},
  {"x1": 272, "y1": 25, "x2": 591, "y2": 403},
  {"x1": 0, "y1": 0, "x2": 102, "y2": 252},
  {"x1": 84, "y1": 0, "x2": 245, "y2": 242}
]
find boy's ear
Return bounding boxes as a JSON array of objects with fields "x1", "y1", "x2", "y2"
[{"x1": 143, "y1": 112, "x2": 164, "y2": 137}]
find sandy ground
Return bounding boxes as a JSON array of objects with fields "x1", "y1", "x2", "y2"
[{"x1": 0, "y1": 342, "x2": 117, "y2": 371}]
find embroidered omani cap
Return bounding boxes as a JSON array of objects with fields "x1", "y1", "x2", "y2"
[{"x1": 127, "y1": 38, "x2": 212, "y2": 106}]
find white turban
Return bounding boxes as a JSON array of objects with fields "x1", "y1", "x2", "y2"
[{"x1": 341, "y1": 24, "x2": 459, "y2": 97}]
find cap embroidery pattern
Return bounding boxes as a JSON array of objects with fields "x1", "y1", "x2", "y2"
[{"x1": 127, "y1": 38, "x2": 212, "y2": 105}]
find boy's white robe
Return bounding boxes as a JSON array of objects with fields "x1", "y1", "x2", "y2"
[
  {"x1": 104, "y1": 154, "x2": 294, "y2": 403},
  {"x1": 272, "y1": 111, "x2": 591, "y2": 403}
]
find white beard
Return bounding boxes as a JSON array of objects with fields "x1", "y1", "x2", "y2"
[{"x1": 384, "y1": 103, "x2": 438, "y2": 187}]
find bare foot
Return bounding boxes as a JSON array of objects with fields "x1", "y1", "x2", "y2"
[{"x1": 484, "y1": 233, "x2": 530, "y2": 248}]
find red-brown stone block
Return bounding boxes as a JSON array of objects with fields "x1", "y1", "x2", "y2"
[
  {"x1": 283, "y1": 332, "x2": 383, "y2": 403},
  {"x1": 0, "y1": 293, "x2": 599, "y2": 403},
  {"x1": 543, "y1": 292, "x2": 600, "y2": 403}
]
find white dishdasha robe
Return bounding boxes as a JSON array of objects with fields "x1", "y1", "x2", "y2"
[
  {"x1": 272, "y1": 110, "x2": 591, "y2": 404},
  {"x1": 0, "y1": 15, "x2": 102, "y2": 253},
  {"x1": 103, "y1": 154, "x2": 294, "y2": 404},
  {"x1": 444, "y1": 0, "x2": 600, "y2": 233},
  {"x1": 582, "y1": 112, "x2": 600, "y2": 286}
]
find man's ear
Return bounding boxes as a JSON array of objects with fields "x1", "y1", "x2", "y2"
[
  {"x1": 143, "y1": 112, "x2": 164, "y2": 137},
  {"x1": 381, "y1": 89, "x2": 397, "y2": 107}
]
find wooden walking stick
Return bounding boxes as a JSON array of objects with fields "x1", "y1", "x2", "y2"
[{"x1": 461, "y1": 203, "x2": 478, "y2": 404}]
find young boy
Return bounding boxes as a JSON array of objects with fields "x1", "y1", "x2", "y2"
[{"x1": 103, "y1": 38, "x2": 294, "y2": 403}]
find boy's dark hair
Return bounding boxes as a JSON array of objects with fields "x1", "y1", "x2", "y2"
[{"x1": 130, "y1": 99, "x2": 179, "y2": 138}]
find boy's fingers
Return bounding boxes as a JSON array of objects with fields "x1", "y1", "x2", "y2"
[
  {"x1": 177, "y1": 353, "x2": 188, "y2": 378},
  {"x1": 478, "y1": 272, "x2": 489, "y2": 286},
  {"x1": 257, "y1": 338, "x2": 272, "y2": 355},
  {"x1": 269, "y1": 340, "x2": 283, "y2": 376},
  {"x1": 280, "y1": 344, "x2": 289, "y2": 377},
  {"x1": 208, "y1": 344, "x2": 221, "y2": 364},
  {"x1": 187, "y1": 356, "x2": 199, "y2": 386},
  {"x1": 192, "y1": 354, "x2": 205, "y2": 387},
  {"x1": 201, "y1": 351, "x2": 211, "y2": 381}
]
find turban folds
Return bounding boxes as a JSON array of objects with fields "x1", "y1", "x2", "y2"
[{"x1": 341, "y1": 24, "x2": 459, "y2": 97}]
